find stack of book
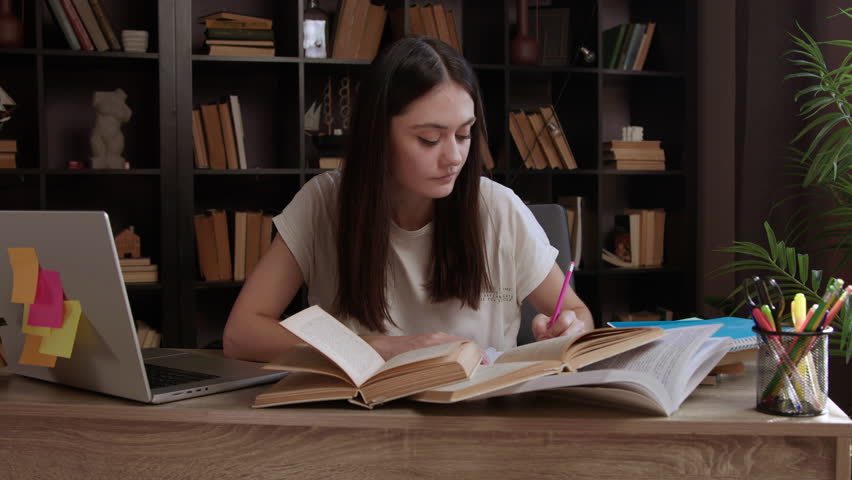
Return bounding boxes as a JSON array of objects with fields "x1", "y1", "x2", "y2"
[
  {"x1": 192, "y1": 95, "x2": 247, "y2": 170},
  {"x1": 603, "y1": 140, "x2": 665, "y2": 171},
  {"x1": 602, "y1": 209, "x2": 666, "y2": 268},
  {"x1": 0, "y1": 139, "x2": 16, "y2": 168},
  {"x1": 602, "y1": 22, "x2": 656, "y2": 71},
  {"x1": 331, "y1": 0, "x2": 387, "y2": 59},
  {"x1": 45, "y1": 0, "x2": 122, "y2": 51},
  {"x1": 194, "y1": 210, "x2": 274, "y2": 283},
  {"x1": 508, "y1": 106, "x2": 577, "y2": 170},
  {"x1": 120, "y1": 257, "x2": 158, "y2": 283},
  {"x1": 389, "y1": 3, "x2": 461, "y2": 51},
  {"x1": 200, "y1": 11, "x2": 274, "y2": 57}
]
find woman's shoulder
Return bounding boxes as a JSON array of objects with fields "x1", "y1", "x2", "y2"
[{"x1": 479, "y1": 176, "x2": 525, "y2": 213}]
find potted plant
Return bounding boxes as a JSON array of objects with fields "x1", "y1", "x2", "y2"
[{"x1": 713, "y1": 7, "x2": 852, "y2": 413}]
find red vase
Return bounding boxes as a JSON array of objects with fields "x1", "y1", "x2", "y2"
[
  {"x1": 0, "y1": 0, "x2": 24, "y2": 48},
  {"x1": 510, "y1": 0, "x2": 539, "y2": 65}
]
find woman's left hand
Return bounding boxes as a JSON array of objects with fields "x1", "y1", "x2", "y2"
[{"x1": 531, "y1": 309, "x2": 587, "y2": 341}]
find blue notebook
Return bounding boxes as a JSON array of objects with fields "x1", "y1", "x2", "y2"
[{"x1": 607, "y1": 317, "x2": 758, "y2": 351}]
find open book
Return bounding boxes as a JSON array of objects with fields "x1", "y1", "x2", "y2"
[
  {"x1": 253, "y1": 306, "x2": 482, "y2": 408},
  {"x1": 253, "y1": 305, "x2": 665, "y2": 409},
  {"x1": 412, "y1": 324, "x2": 732, "y2": 416}
]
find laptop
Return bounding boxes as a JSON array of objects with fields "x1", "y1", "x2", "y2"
[{"x1": 0, "y1": 210, "x2": 287, "y2": 403}]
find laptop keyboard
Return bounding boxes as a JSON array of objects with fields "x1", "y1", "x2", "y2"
[{"x1": 145, "y1": 363, "x2": 220, "y2": 389}]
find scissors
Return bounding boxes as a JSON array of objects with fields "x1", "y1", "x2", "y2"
[{"x1": 743, "y1": 276, "x2": 785, "y2": 329}]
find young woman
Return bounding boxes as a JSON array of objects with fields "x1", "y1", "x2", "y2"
[{"x1": 223, "y1": 36, "x2": 592, "y2": 363}]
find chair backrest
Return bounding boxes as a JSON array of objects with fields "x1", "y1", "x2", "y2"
[{"x1": 517, "y1": 204, "x2": 574, "y2": 346}]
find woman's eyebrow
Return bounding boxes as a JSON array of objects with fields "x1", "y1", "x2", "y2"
[{"x1": 411, "y1": 117, "x2": 476, "y2": 130}]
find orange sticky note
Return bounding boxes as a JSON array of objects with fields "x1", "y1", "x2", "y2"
[
  {"x1": 39, "y1": 300, "x2": 82, "y2": 358},
  {"x1": 8, "y1": 247, "x2": 38, "y2": 304},
  {"x1": 27, "y1": 270, "x2": 64, "y2": 328},
  {"x1": 21, "y1": 304, "x2": 52, "y2": 337},
  {"x1": 18, "y1": 334, "x2": 57, "y2": 367}
]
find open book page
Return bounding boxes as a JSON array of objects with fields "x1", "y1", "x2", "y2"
[
  {"x1": 279, "y1": 305, "x2": 385, "y2": 387},
  {"x1": 495, "y1": 332, "x2": 585, "y2": 364},
  {"x1": 369, "y1": 341, "x2": 467, "y2": 381},
  {"x1": 253, "y1": 372, "x2": 357, "y2": 408},
  {"x1": 582, "y1": 324, "x2": 722, "y2": 397},
  {"x1": 411, "y1": 361, "x2": 563, "y2": 403},
  {"x1": 262, "y1": 344, "x2": 353, "y2": 384}
]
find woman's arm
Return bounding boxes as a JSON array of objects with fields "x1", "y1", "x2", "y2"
[
  {"x1": 223, "y1": 235, "x2": 305, "y2": 362},
  {"x1": 525, "y1": 263, "x2": 594, "y2": 340}
]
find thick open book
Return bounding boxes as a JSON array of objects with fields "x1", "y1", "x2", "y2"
[
  {"x1": 412, "y1": 324, "x2": 732, "y2": 416},
  {"x1": 253, "y1": 305, "x2": 482, "y2": 408},
  {"x1": 253, "y1": 305, "x2": 665, "y2": 409}
]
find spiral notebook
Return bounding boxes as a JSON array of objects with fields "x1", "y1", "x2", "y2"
[{"x1": 607, "y1": 317, "x2": 758, "y2": 351}]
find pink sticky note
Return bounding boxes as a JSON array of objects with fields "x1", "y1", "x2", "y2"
[{"x1": 26, "y1": 270, "x2": 65, "y2": 328}]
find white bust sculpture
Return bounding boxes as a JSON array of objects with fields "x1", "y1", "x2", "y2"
[{"x1": 90, "y1": 88, "x2": 132, "y2": 169}]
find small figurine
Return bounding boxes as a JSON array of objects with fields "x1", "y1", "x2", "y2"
[
  {"x1": 91, "y1": 88, "x2": 132, "y2": 169},
  {"x1": 114, "y1": 226, "x2": 141, "y2": 258}
]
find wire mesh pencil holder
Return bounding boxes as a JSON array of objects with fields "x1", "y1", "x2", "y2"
[{"x1": 753, "y1": 326, "x2": 831, "y2": 417}]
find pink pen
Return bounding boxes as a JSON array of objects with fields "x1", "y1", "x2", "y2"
[{"x1": 547, "y1": 261, "x2": 575, "y2": 329}]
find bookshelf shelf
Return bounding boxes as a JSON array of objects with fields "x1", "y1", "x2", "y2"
[{"x1": 6, "y1": 0, "x2": 695, "y2": 348}]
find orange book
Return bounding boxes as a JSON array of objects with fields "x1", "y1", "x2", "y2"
[
  {"x1": 210, "y1": 210, "x2": 233, "y2": 281},
  {"x1": 539, "y1": 106, "x2": 577, "y2": 169},
  {"x1": 431, "y1": 4, "x2": 451, "y2": 44},
  {"x1": 446, "y1": 10, "x2": 460, "y2": 51},
  {"x1": 194, "y1": 213, "x2": 220, "y2": 281},
  {"x1": 245, "y1": 211, "x2": 263, "y2": 277},
  {"x1": 527, "y1": 111, "x2": 562, "y2": 169},
  {"x1": 199, "y1": 104, "x2": 227, "y2": 169},
  {"x1": 508, "y1": 111, "x2": 534, "y2": 169},
  {"x1": 191, "y1": 109, "x2": 209, "y2": 168},
  {"x1": 420, "y1": 5, "x2": 439, "y2": 38},
  {"x1": 217, "y1": 101, "x2": 239, "y2": 169},
  {"x1": 260, "y1": 214, "x2": 274, "y2": 257},
  {"x1": 409, "y1": 5, "x2": 426, "y2": 35}
]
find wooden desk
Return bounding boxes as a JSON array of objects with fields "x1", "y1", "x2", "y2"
[{"x1": 1, "y1": 363, "x2": 850, "y2": 480}]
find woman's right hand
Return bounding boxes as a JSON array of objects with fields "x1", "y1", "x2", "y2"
[{"x1": 362, "y1": 332, "x2": 483, "y2": 362}]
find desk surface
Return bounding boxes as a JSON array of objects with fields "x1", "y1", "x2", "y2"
[{"x1": 2, "y1": 360, "x2": 851, "y2": 479}]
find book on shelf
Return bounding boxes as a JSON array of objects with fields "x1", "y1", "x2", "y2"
[
  {"x1": 194, "y1": 209, "x2": 274, "y2": 282},
  {"x1": 603, "y1": 22, "x2": 657, "y2": 71},
  {"x1": 45, "y1": 0, "x2": 81, "y2": 50},
  {"x1": 199, "y1": 11, "x2": 274, "y2": 30},
  {"x1": 88, "y1": 0, "x2": 121, "y2": 51},
  {"x1": 193, "y1": 96, "x2": 247, "y2": 170},
  {"x1": 207, "y1": 45, "x2": 275, "y2": 57},
  {"x1": 135, "y1": 321, "x2": 161, "y2": 349},
  {"x1": 58, "y1": 0, "x2": 94, "y2": 51},
  {"x1": 0, "y1": 152, "x2": 15, "y2": 169},
  {"x1": 319, "y1": 157, "x2": 343, "y2": 169},
  {"x1": 253, "y1": 305, "x2": 482, "y2": 408},
  {"x1": 508, "y1": 107, "x2": 577, "y2": 170},
  {"x1": 71, "y1": 0, "x2": 109, "y2": 51},
  {"x1": 331, "y1": 0, "x2": 387, "y2": 60},
  {"x1": 118, "y1": 256, "x2": 151, "y2": 267},
  {"x1": 414, "y1": 324, "x2": 732, "y2": 416},
  {"x1": 604, "y1": 160, "x2": 666, "y2": 171},
  {"x1": 603, "y1": 140, "x2": 661, "y2": 150},
  {"x1": 603, "y1": 149, "x2": 665, "y2": 161},
  {"x1": 205, "y1": 28, "x2": 274, "y2": 41},
  {"x1": 121, "y1": 270, "x2": 158, "y2": 283},
  {"x1": 603, "y1": 209, "x2": 664, "y2": 268},
  {"x1": 253, "y1": 305, "x2": 665, "y2": 409},
  {"x1": 539, "y1": 106, "x2": 577, "y2": 169}
]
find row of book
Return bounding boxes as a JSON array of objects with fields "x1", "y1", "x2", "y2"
[
  {"x1": 603, "y1": 208, "x2": 666, "y2": 268},
  {"x1": 602, "y1": 22, "x2": 657, "y2": 71},
  {"x1": 119, "y1": 256, "x2": 158, "y2": 284},
  {"x1": 0, "y1": 139, "x2": 16, "y2": 169},
  {"x1": 194, "y1": 210, "x2": 274, "y2": 283},
  {"x1": 200, "y1": 11, "x2": 275, "y2": 57},
  {"x1": 135, "y1": 320, "x2": 162, "y2": 349},
  {"x1": 331, "y1": 0, "x2": 387, "y2": 60},
  {"x1": 192, "y1": 95, "x2": 248, "y2": 170},
  {"x1": 509, "y1": 106, "x2": 578, "y2": 170},
  {"x1": 45, "y1": 0, "x2": 121, "y2": 51},
  {"x1": 388, "y1": 3, "x2": 461, "y2": 52},
  {"x1": 603, "y1": 140, "x2": 666, "y2": 171}
]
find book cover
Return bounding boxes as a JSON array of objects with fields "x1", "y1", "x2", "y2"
[
  {"x1": 46, "y1": 0, "x2": 81, "y2": 50},
  {"x1": 607, "y1": 317, "x2": 758, "y2": 351}
]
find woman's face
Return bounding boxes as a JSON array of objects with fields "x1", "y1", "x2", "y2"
[{"x1": 388, "y1": 80, "x2": 475, "y2": 203}]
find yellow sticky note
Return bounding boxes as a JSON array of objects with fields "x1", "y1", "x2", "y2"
[
  {"x1": 21, "y1": 304, "x2": 52, "y2": 337},
  {"x1": 39, "y1": 300, "x2": 81, "y2": 358},
  {"x1": 8, "y1": 247, "x2": 38, "y2": 304},
  {"x1": 18, "y1": 334, "x2": 57, "y2": 367}
]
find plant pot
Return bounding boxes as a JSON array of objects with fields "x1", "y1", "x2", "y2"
[
  {"x1": 510, "y1": 0, "x2": 539, "y2": 65},
  {"x1": 0, "y1": 0, "x2": 24, "y2": 48}
]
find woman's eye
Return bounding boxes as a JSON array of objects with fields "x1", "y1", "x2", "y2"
[
  {"x1": 456, "y1": 134, "x2": 471, "y2": 141},
  {"x1": 418, "y1": 137, "x2": 439, "y2": 146}
]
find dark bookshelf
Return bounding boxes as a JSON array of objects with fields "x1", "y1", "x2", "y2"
[{"x1": 0, "y1": 0, "x2": 696, "y2": 348}]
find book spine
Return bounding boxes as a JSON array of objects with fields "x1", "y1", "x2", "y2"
[
  {"x1": 206, "y1": 28, "x2": 274, "y2": 41},
  {"x1": 72, "y1": 0, "x2": 109, "y2": 51},
  {"x1": 59, "y1": 0, "x2": 94, "y2": 50},
  {"x1": 46, "y1": 0, "x2": 81, "y2": 50},
  {"x1": 88, "y1": 0, "x2": 121, "y2": 50}
]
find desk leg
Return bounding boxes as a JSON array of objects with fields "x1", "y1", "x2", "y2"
[{"x1": 838, "y1": 437, "x2": 851, "y2": 480}]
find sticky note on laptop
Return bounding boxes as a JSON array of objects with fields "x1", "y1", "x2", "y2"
[{"x1": 8, "y1": 247, "x2": 38, "y2": 304}]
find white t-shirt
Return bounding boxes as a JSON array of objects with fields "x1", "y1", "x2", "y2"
[{"x1": 273, "y1": 170, "x2": 557, "y2": 350}]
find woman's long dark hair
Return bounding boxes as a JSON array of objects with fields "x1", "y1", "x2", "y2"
[{"x1": 336, "y1": 36, "x2": 492, "y2": 333}]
